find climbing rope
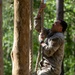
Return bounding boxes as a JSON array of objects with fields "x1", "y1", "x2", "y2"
[
  {"x1": 34, "y1": 0, "x2": 46, "y2": 74},
  {"x1": 30, "y1": 0, "x2": 46, "y2": 75},
  {"x1": 29, "y1": 0, "x2": 33, "y2": 75}
]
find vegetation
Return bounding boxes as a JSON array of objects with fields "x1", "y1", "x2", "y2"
[{"x1": 3, "y1": 0, "x2": 75, "y2": 75}]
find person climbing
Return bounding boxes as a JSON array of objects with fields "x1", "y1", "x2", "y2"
[{"x1": 34, "y1": 2, "x2": 67, "y2": 75}]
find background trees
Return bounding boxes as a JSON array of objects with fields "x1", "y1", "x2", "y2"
[
  {"x1": 3, "y1": 0, "x2": 75, "y2": 75},
  {"x1": 3, "y1": 0, "x2": 13, "y2": 75},
  {"x1": 0, "y1": 0, "x2": 3, "y2": 75}
]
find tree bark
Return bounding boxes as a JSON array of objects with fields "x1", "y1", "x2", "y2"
[
  {"x1": 11, "y1": 0, "x2": 30, "y2": 75},
  {"x1": 56, "y1": 0, "x2": 64, "y2": 20},
  {"x1": 0, "y1": 0, "x2": 3, "y2": 75},
  {"x1": 56, "y1": 0, "x2": 64, "y2": 75}
]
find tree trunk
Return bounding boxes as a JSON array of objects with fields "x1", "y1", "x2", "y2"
[
  {"x1": 56, "y1": 0, "x2": 64, "y2": 20},
  {"x1": 0, "y1": 0, "x2": 3, "y2": 75},
  {"x1": 11, "y1": 0, "x2": 30, "y2": 75},
  {"x1": 56, "y1": 0, "x2": 64, "y2": 75}
]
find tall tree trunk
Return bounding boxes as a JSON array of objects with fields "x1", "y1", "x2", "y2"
[
  {"x1": 56, "y1": 0, "x2": 64, "y2": 20},
  {"x1": 0, "y1": 0, "x2": 3, "y2": 75},
  {"x1": 11, "y1": 0, "x2": 30, "y2": 75},
  {"x1": 56, "y1": 0, "x2": 64, "y2": 75}
]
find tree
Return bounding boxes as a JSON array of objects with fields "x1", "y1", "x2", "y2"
[
  {"x1": 0, "y1": 0, "x2": 3, "y2": 75},
  {"x1": 56, "y1": 0, "x2": 64, "y2": 75},
  {"x1": 56, "y1": 0, "x2": 64, "y2": 20},
  {"x1": 11, "y1": 0, "x2": 30, "y2": 75}
]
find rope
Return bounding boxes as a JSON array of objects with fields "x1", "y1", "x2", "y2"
[
  {"x1": 34, "y1": 0, "x2": 46, "y2": 74},
  {"x1": 29, "y1": 0, "x2": 33, "y2": 75}
]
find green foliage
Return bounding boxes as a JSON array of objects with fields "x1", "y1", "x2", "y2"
[
  {"x1": 4, "y1": 59, "x2": 12, "y2": 75},
  {"x1": 64, "y1": 56, "x2": 75, "y2": 75},
  {"x1": 3, "y1": 0, "x2": 14, "y2": 75},
  {"x1": 3, "y1": 0, "x2": 75, "y2": 75},
  {"x1": 64, "y1": 0, "x2": 75, "y2": 74}
]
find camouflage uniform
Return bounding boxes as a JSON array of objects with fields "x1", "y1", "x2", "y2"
[{"x1": 34, "y1": 18, "x2": 65, "y2": 75}]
